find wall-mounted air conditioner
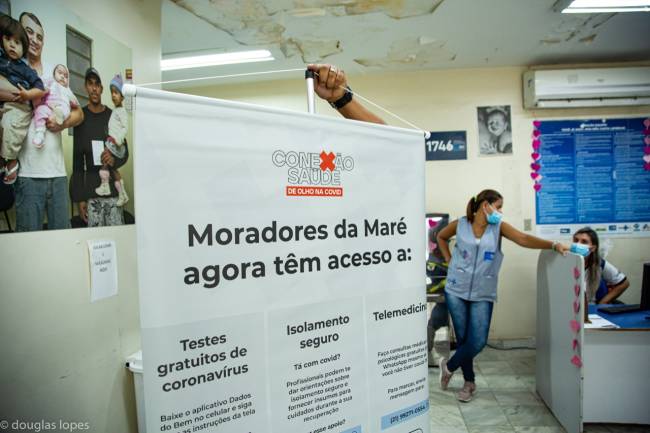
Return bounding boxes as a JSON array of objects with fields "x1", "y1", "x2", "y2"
[{"x1": 523, "y1": 67, "x2": 650, "y2": 109}]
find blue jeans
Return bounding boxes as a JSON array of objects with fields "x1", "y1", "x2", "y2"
[
  {"x1": 445, "y1": 292, "x2": 493, "y2": 382},
  {"x1": 15, "y1": 176, "x2": 70, "y2": 231}
]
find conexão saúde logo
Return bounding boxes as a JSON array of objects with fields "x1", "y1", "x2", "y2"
[{"x1": 272, "y1": 150, "x2": 354, "y2": 197}]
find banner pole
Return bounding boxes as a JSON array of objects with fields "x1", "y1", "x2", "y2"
[{"x1": 305, "y1": 70, "x2": 316, "y2": 114}]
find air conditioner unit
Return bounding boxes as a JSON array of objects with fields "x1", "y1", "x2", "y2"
[{"x1": 523, "y1": 67, "x2": 650, "y2": 109}]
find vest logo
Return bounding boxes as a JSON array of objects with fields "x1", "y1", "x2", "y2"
[{"x1": 272, "y1": 150, "x2": 354, "y2": 197}]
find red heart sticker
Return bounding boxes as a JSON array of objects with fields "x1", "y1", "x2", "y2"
[
  {"x1": 571, "y1": 355, "x2": 583, "y2": 368},
  {"x1": 531, "y1": 152, "x2": 541, "y2": 160},
  {"x1": 533, "y1": 184, "x2": 542, "y2": 192},
  {"x1": 533, "y1": 120, "x2": 541, "y2": 128}
]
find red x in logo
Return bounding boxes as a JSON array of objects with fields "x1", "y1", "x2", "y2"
[{"x1": 320, "y1": 151, "x2": 336, "y2": 171}]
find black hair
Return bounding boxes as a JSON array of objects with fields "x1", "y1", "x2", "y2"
[
  {"x1": 0, "y1": 15, "x2": 29, "y2": 58},
  {"x1": 466, "y1": 189, "x2": 503, "y2": 223},
  {"x1": 19, "y1": 12, "x2": 43, "y2": 29}
]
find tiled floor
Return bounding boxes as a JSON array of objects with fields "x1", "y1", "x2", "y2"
[{"x1": 427, "y1": 347, "x2": 650, "y2": 433}]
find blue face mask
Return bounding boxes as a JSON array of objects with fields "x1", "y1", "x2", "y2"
[
  {"x1": 570, "y1": 243, "x2": 591, "y2": 257},
  {"x1": 485, "y1": 206, "x2": 503, "y2": 225}
]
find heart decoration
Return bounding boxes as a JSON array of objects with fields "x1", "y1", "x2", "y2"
[
  {"x1": 644, "y1": 118, "x2": 650, "y2": 128},
  {"x1": 533, "y1": 120, "x2": 542, "y2": 128},
  {"x1": 531, "y1": 163, "x2": 541, "y2": 171},
  {"x1": 428, "y1": 219, "x2": 437, "y2": 228},
  {"x1": 573, "y1": 267, "x2": 580, "y2": 279},
  {"x1": 570, "y1": 319, "x2": 581, "y2": 333},
  {"x1": 645, "y1": 163, "x2": 650, "y2": 171},
  {"x1": 533, "y1": 130, "x2": 541, "y2": 138},
  {"x1": 645, "y1": 137, "x2": 650, "y2": 145},
  {"x1": 572, "y1": 339, "x2": 579, "y2": 351},
  {"x1": 571, "y1": 355, "x2": 583, "y2": 368},
  {"x1": 531, "y1": 152, "x2": 541, "y2": 160},
  {"x1": 574, "y1": 284, "x2": 580, "y2": 296},
  {"x1": 644, "y1": 146, "x2": 650, "y2": 155},
  {"x1": 573, "y1": 299, "x2": 580, "y2": 314},
  {"x1": 532, "y1": 140, "x2": 541, "y2": 150},
  {"x1": 643, "y1": 154, "x2": 650, "y2": 164},
  {"x1": 533, "y1": 183, "x2": 542, "y2": 192}
]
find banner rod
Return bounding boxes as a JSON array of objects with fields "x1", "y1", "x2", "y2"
[
  {"x1": 127, "y1": 67, "x2": 430, "y2": 138},
  {"x1": 305, "y1": 69, "x2": 316, "y2": 114}
]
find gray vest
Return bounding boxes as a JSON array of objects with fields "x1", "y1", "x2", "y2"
[{"x1": 445, "y1": 217, "x2": 504, "y2": 302}]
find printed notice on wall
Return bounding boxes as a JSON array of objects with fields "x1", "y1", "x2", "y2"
[
  {"x1": 87, "y1": 240, "x2": 118, "y2": 302},
  {"x1": 134, "y1": 88, "x2": 429, "y2": 433},
  {"x1": 534, "y1": 118, "x2": 650, "y2": 238}
]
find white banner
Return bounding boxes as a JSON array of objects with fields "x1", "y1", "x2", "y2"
[{"x1": 134, "y1": 87, "x2": 428, "y2": 433}]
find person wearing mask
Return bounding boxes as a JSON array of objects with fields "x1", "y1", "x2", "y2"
[
  {"x1": 571, "y1": 227, "x2": 629, "y2": 304},
  {"x1": 435, "y1": 190, "x2": 568, "y2": 402},
  {"x1": 307, "y1": 64, "x2": 571, "y2": 402}
]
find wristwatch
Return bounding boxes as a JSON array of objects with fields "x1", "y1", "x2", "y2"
[{"x1": 329, "y1": 86, "x2": 353, "y2": 110}]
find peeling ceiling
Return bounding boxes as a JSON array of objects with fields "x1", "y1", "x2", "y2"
[{"x1": 161, "y1": 0, "x2": 650, "y2": 88}]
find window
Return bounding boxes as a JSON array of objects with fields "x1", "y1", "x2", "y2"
[
  {"x1": 66, "y1": 26, "x2": 92, "y2": 107},
  {"x1": 0, "y1": 0, "x2": 10, "y2": 17}
]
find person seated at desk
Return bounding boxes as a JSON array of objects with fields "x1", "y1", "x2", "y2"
[{"x1": 573, "y1": 227, "x2": 629, "y2": 304}]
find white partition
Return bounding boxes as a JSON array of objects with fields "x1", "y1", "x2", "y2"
[{"x1": 536, "y1": 251, "x2": 584, "y2": 433}]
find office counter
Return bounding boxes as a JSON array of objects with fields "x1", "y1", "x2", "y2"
[{"x1": 536, "y1": 251, "x2": 650, "y2": 433}]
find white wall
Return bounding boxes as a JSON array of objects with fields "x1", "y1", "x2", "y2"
[
  {"x1": 180, "y1": 66, "x2": 650, "y2": 339},
  {"x1": 0, "y1": 0, "x2": 160, "y2": 431}
]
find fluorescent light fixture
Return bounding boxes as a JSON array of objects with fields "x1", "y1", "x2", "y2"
[
  {"x1": 561, "y1": 0, "x2": 650, "y2": 12},
  {"x1": 161, "y1": 50, "x2": 274, "y2": 71}
]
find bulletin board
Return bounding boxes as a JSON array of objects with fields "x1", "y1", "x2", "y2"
[{"x1": 532, "y1": 117, "x2": 650, "y2": 238}]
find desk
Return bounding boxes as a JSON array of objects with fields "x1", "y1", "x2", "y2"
[
  {"x1": 536, "y1": 252, "x2": 650, "y2": 433},
  {"x1": 582, "y1": 305, "x2": 650, "y2": 424}
]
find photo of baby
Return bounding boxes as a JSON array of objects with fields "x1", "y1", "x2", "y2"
[
  {"x1": 32, "y1": 64, "x2": 78, "y2": 147},
  {"x1": 477, "y1": 105, "x2": 513, "y2": 156}
]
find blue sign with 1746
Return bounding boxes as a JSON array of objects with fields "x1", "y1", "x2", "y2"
[{"x1": 425, "y1": 131, "x2": 467, "y2": 161}]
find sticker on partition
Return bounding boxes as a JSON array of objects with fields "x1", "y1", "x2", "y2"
[
  {"x1": 574, "y1": 284, "x2": 580, "y2": 296},
  {"x1": 573, "y1": 267, "x2": 580, "y2": 279},
  {"x1": 573, "y1": 299, "x2": 580, "y2": 314},
  {"x1": 570, "y1": 319, "x2": 581, "y2": 333},
  {"x1": 534, "y1": 183, "x2": 542, "y2": 192},
  {"x1": 572, "y1": 338, "x2": 579, "y2": 351},
  {"x1": 570, "y1": 355, "x2": 583, "y2": 368}
]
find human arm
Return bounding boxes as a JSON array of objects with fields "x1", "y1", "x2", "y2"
[
  {"x1": 597, "y1": 261, "x2": 629, "y2": 304},
  {"x1": 78, "y1": 201, "x2": 88, "y2": 223},
  {"x1": 101, "y1": 139, "x2": 129, "y2": 169},
  {"x1": 435, "y1": 220, "x2": 458, "y2": 263},
  {"x1": 46, "y1": 105, "x2": 84, "y2": 133},
  {"x1": 598, "y1": 279, "x2": 629, "y2": 304},
  {"x1": 13, "y1": 84, "x2": 45, "y2": 103},
  {"x1": 307, "y1": 63, "x2": 385, "y2": 125},
  {"x1": 500, "y1": 221, "x2": 569, "y2": 254},
  {"x1": 0, "y1": 75, "x2": 18, "y2": 102}
]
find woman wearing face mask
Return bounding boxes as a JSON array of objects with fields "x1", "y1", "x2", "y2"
[
  {"x1": 435, "y1": 189, "x2": 569, "y2": 402},
  {"x1": 572, "y1": 227, "x2": 629, "y2": 304}
]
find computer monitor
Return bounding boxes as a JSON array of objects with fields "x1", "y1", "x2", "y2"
[{"x1": 641, "y1": 262, "x2": 650, "y2": 311}]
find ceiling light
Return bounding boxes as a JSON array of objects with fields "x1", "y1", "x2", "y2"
[
  {"x1": 161, "y1": 50, "x2": 274, "y2": 71},
  {"x1": 561, "y1": 0, "x2": 650, "y2": 13}
]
